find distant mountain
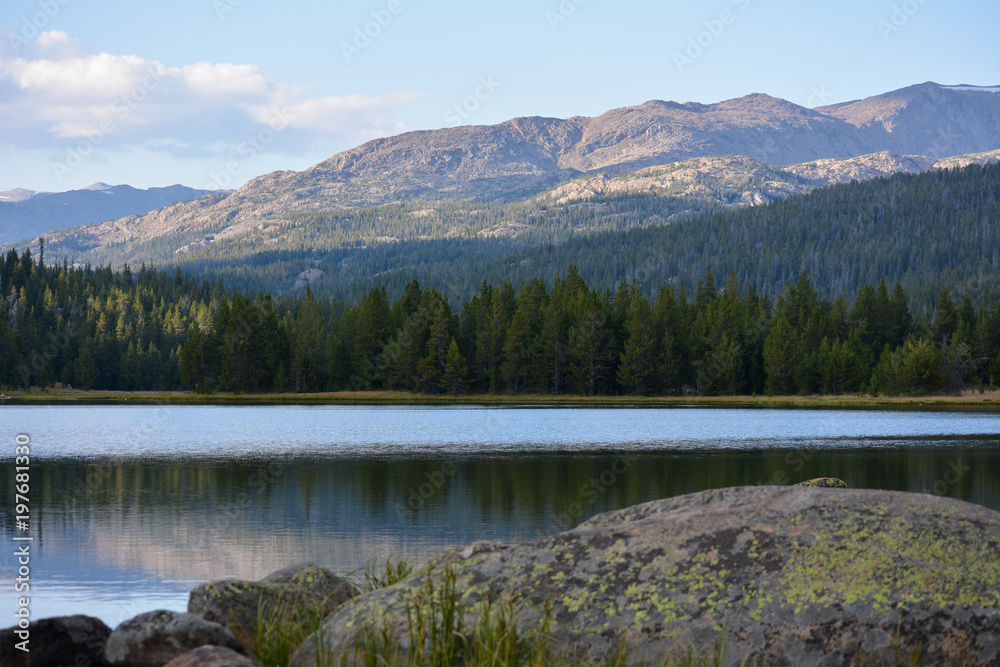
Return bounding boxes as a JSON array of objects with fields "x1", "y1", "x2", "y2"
[
  {"x1": 285, "y1": 93, "x2": 865, "y2": 204},
  {"x1": 287, "y1": 83, "x2": 998, "y2": 207},
  {"x1": 817, "y1": 82, "x2": 1000, "y2": 157},
  {"x1": 0, "y1": 188, "x2": 49, "y2": 203},
  {"x1": 33, "y1": 81, "x2": 998, "y2": 250},
  {"x1": 15, "y1": 81, "x2": 1000, "y2": 288},
  {"x1": 0, "y1": 183, "x2": 217, "y2": 243}
]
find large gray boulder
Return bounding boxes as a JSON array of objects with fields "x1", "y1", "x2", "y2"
[
  {"x1": 105, "y1": 610, "x2": 243, "y2": 667},
  {"x1": 292, "y1": 486, "x2": 1000, "y2": 666},
  {"x1": 0, "y1": 615, "x2": 111, "y2": 667},
  {"x1": 162, "y1": 645, "x2": 263, "y2": 667},
  {"x1": 188, "y1": 562, "x2": 358, "y2": 650}
]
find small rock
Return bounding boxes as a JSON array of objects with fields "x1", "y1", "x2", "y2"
[
  {"x1": 162, "y1": 645, "x2": 263, "y2": 667},
  {"x1": 794, "y1": 477, "x2": 848, "y2": 488},
  {"x1": 188, "y1": 562, "x2": 357, "y2": 651},
  {"x1": 0, "y1": 615, "x2": 111, "y2": 667},
  {"x1": 105, "y1": 610, "x2": 243, "y2": 667}
]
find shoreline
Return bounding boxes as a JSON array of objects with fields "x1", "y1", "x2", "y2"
[{"x1": 3, "y1": 387, "x2": 999, "y2": 410}]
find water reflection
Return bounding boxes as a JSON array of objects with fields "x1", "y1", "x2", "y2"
[
  {"x1": 3, "y1": 444, "x2": 999, "y2": 624},
  {"x1": 0, "y1": 404, "x2": 998, "y2": 625}
]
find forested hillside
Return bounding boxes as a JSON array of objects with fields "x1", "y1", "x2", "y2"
[
  {"x1": 3, "y1": 247, "x2": 998, "y2": 396},
  {"x1": 120, "y1": 161, "x2": 1000, "y2": 312}
]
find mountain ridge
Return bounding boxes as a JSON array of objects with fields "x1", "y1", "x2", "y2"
[
  {"x1": 0, "y1": 183, "x2": 219, "y2": 244},
  {"x1": 147, "y1": 81, "x2": 1000, "y2": 212},
  {"x1": 816, "y1": 81, "x2": 1000, "y2": 155},
  {"x1": 9, "y1": 81, "x2": 1000, "y2": 280},
  {"x1": 82, "y1": 80, "x2": 995, "y2": 236}
]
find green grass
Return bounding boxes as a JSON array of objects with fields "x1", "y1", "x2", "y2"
[
  {"x1": 360, "y1": 556, "x2": 414, "y2": 593},
  {"x1": 252, "y1": 597, "x2": 331, "y2": 667},
  {"x1": 6, "y1": 385, "x2": 1000, "y2": 411}
]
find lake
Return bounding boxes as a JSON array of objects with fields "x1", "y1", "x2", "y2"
[{"x1": 1, "y1": 404, "x2": 998, "y2": 627}]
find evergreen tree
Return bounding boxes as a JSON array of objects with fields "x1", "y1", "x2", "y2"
[
  {"x1": 472, "y1": 283, "x2": 507, "y2": 393},
  {"x1": 763, "y1": 316, "x2": 798, "y2": 395},
  {"x1": 441, "y1": 338, "x2": 469, "y2": 394},
  {"x1": 180, "y1": 322, "x2": 205, "y2": 390},
  {"x1": 933, "y1": 289, "x2": 956, "y2": 344},
  {"x1": 501, "y1": 307, "x2": 531, "y2": 393},
  {"x1": 539, "y1": 298, "x2": 568, "y2": 394},
  {"x1": 291, "y1": 288, "x2": 329, "y2": 392},
  {"x1": 418, "y1": 303, "x2": 451, "y2": 394},
  {"x1": 658, "y1": 330, "x2": 682, "y2": 394},
  {"x1": 569, "y1": 296, "x2": 612, "y2": 396},
  {"x1": 618, "y1": 294, "x2": 659, "y2": 394}
]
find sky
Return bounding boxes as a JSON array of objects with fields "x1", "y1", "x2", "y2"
[{"x1": 0, "y1": 0, "x2": 997, "y2": 193}]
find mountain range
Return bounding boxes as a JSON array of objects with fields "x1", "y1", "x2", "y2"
[
  {"x1": 0, "y1": 183, "x2": 216, "y2": 244},
  {"x1": 8, "y1": 81, "x2": 1000, "y2": 299}
]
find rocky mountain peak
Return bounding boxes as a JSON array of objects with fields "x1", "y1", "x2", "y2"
[{"x1": 15, "y1": 81, "x2": 1000, "y2": 260}]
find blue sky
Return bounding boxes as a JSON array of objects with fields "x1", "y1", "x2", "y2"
[{"x1": 1, "y1": 0, "x2": 997, "y2": 192}]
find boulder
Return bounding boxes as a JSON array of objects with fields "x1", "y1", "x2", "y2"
[
  {"x1": 291, "y1": 486, "x2": 1000, "y2": 666},
  {"x1": 162, "y1": 645, "x2": 263, "y2": 667},
  {"x1": 188, "y1": 562, "x2": 358, "y2": 650},
  {"x1": 794, "y1": 477, "x2": 848, "y2": 488},
  {"x1": 105, "y1": 610, "x2": 243, "y2": 667},
  {"x1": 0, "y1": 615, "x2": 111, "y2": 667}
]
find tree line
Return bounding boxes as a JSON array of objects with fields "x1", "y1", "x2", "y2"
[{"x1": 3, "y1": 245, "x2": 998, "y2": 396}]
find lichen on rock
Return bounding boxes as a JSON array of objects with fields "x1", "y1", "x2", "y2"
[
  {"x1": 291, "y1": 486, "x2": 1000, "y2": 666},
  {"x1": 794, "y1": 477, "x2": 848, "y2": 488}
]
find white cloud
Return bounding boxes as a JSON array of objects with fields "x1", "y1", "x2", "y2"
[
  {"x1": 180, "y1": 62, "x2": 270, "y2": 99},
  {"x1": 274, "y1": 91, "x2": 424, "y2": 135},
  {"x1": 0, "y1": 27, "x2": 422, "y2": 168},
  {"x1": 34, "y1": 30, "x2": 86, "y2": 59},
  {"x1": 6, "y1": 52, "x2": 160, "y2": 99}
]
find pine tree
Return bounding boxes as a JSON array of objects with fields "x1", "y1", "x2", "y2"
[
  {"x1": 763, "y1": 316, "x2": 798, "y2": 395},
  {"x1": 659, "y1": 330, "x2": 682, "y2": 394},
  {"x1": 441, "y1": 338, "x2": 468, "y2": 394},
  {"x1": 501, "y1": 307, "x2": 530, "y2": 393},
  {"x1": 180, "y1": 322, "x2": 205, "y2": 390},
  {"x1": 888, "y1": 283, "x2": 911, "y2": 349},
  {"x1": 474, "y1": 285, "x2": 507, "y2": 393},
  {"x1": 696, "y1": 333, "x2": 743, "y2": 396},
  {"x1": 617, "y1": 295, "x2": 658, "y2": 394},
  {"x1": 934, "y1": 289, "x2": 956, "y2": 344},
  {"x1": 291, "y1": 288, "x2": 328, "y2": 392},
  {"x1": 418, "y1": 303, "x2": 451, "y2": 394},
  {"x1": 569, "y1": 298, "x2": 611, "y2": 396}
]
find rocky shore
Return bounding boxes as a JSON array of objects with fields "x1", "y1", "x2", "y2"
[{"x1": 4, "y1": 482, "x2": 999, "y2": 666}]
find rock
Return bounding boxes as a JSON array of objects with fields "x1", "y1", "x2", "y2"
[
  {"x1": 162, "y1": 645, "x2": 263, "y2": 667},
  {"x1": 105, "y1": 610, "x2": 243, "y2": 667},
  {"x1": 188, "y1": 562, "x2": 358, "y2": 651},
  {"x1": 291, "y1": 486, "x2": 1000, "y2": 667},
  {"x1": 0, "y1": 615, "x2": 111, "y2": 667},
  {"x1": 794, "y1": 477, "x2": 848, "y2": 488}
]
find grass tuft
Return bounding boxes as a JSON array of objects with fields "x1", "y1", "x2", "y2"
[
  {"x1": 247, "y1": 556, "x2": 950, "y2": 667},
  {"x1": 252, "y1": 597, "x2": 330, "y2": 667},
  {"x1": 360, "y1": 556, "x2": 414, "y2": 593}
]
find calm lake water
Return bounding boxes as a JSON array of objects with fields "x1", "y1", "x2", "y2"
[{"x1": 1, "y1": 405, "x2": 998, "y2": 626}]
